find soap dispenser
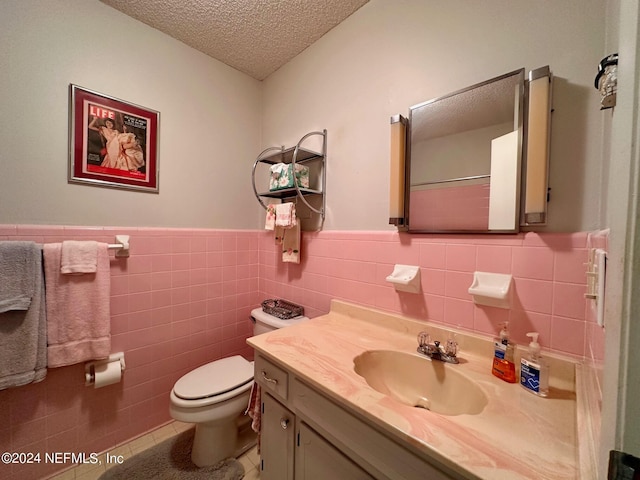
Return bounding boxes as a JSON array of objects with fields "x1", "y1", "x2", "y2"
[
  {"x1": 491, "y1": 322, "x2": 516, "y2": 383},
  {"x1": 520, "y1": 332, "x2": 549, "y2": 397}
]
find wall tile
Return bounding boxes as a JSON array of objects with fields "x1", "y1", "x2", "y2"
[
  {"x1": 419, "y1": 243, "x2": 447, "y2": 269},
  {"x1": 443, "y1": 298, "x2": 474, "y2": 330},
  {"x1": 512, "y1": 278, "x2": 553, "y2": 314},
  {"x1": 553, "y1": 282, "x2": 586, "y2": 320},
  {"x1": 554, "y1": 248, "x2": 588, "y2": 283},
  {"x1": 445, "y1": 244, "x2": 477, "y2": 272},
  {"x1": 444, "y1": 270, "x2": 474, "y2": 300},
  {"x1": 550, "y1": 315, "x2": 586, "y2": 356},
  {"x1": 476, "y1": 245, "x2": 512, "y2": 274},
  {"x1": 512, "y1": 247, "x2": 554, "y2": 280}
]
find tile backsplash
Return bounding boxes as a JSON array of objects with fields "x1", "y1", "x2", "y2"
[
  {"x1": 260, "y1": 229, "x2": 599, "y2": 358},
  {"x1": 0, "y1": 224, "x2": 604, "y2": 480}
]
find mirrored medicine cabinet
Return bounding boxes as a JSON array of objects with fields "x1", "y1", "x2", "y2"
[{"x1": 400, "y1": 66, "x2": 551, "y2": 233}]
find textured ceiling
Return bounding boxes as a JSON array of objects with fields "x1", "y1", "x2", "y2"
[{"x1": 100, "y1": 0, "x2": 369, "y2": 80}]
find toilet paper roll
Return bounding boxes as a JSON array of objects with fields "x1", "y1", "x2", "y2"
[{"x1": 93, "y1": 360, "x2": 122, "y2": 388}]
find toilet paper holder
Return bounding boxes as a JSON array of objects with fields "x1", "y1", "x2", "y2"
[{"x1": 85, "y1": 352, "x2": 126, "y2": 387}]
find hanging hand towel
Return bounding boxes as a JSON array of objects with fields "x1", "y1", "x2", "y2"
[
  {"x1": 265, "y1": 204, "x2": 276, "y2": 230},
  {"x1": 274, "y1": 226, "x2": 285, "y2": 245},
  {"x1": 282, "y1": 222, "x2": 301, "y2": 264},
  {"x1": 44, "y1": 242, "x2": 111, "y2": 367},
  {"x1": 61, "y1": 240, "x2": 98, "y2": 274},
  {"x1": 275, "y1": 202, "x2": 297, "y2": 228},
  {"x1": 244, "y1": 382, "x2": 261, "y2": 453},
  {"x1": 0, "y1": 241, "x2": 47, "y2": 390}
]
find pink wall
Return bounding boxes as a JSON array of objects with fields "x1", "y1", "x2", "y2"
[
  {"x1": 0, "y1": 225, "x2": 259, "y2": 480},
  {"x1": 260, "y1": 229, "x2": 602, "y2": 357},
  {"x1": 0, "y1": 224, "x2": 604, "y2": 480}
]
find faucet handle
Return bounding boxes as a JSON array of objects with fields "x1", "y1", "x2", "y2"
[
  {"x1": 445, "y1": 338, "x2": 458, "y2": 356},
  {"x1": 417, "y1": 331, "x2": 430, "y2": 348}
]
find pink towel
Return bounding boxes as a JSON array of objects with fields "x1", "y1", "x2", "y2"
[
  {"x1": 61, "y1": 240, "x2": 98, "y2": 274},
  {"x1": 43, "y1": 243, "x2": 111, "y2": 367},
  {"x1": 245, "y1": 382, "x2": 261, "y2": 453}
]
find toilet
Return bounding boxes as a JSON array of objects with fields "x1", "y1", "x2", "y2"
[{"x1": 169, "y1": 305, "x2": 309, "y2": 467}]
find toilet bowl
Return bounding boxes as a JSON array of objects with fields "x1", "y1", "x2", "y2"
[{"x1": 169, "y1": 304, "x2": 309, "y2": 467}]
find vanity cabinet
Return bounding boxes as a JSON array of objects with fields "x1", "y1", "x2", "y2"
[
  {"x1": 296, "y1": 421, "x2": 374, "y2": 479},
  {"x1": 251, "y1": 130, "x2": 327, "y2": 226},
  {"x1": 260, "y1": 392, "x2": 295, "y2": 480},
  {"x1": 254, "y1": 353, "x2": 460, "y2": 480}
]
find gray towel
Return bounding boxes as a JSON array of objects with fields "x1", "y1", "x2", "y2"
[
  {"x1": 0, "y1": 241, "x2": 47, "y2": 389},
  {"x1": 0, "y1": 241, "x2": 35, "y2": 312}
]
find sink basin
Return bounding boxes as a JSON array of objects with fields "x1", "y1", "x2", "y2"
[{"x1": 353, "y1": 350, "x2": 488, "y2": 416}]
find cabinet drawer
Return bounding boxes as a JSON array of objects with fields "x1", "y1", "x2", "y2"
[{"x1": 255, "y1": 354, "x2": 289, "y2": 402}]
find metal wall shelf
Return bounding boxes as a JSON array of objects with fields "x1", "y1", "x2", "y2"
[{"x1": 252, "y1": 130, "x2": 327, "y2": 224}]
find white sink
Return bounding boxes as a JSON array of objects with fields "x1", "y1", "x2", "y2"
[{"x1": 353, "y1": 350, "x2": 488, "y2": 416}]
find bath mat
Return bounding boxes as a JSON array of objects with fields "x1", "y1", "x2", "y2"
[{"x1": 98, "y1": 428, "x2": 244, "y2": 480}]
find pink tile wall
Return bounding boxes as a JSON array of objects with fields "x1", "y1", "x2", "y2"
[
  {"x1": 0, "y1": 224, "x2": 604, "y2": 480},
  {"x1": 260, "y1": 229, "x2": 601, "y2": 359},
  {"x1": 0, "y1": 226, "x2": 258, "y2": 480}
]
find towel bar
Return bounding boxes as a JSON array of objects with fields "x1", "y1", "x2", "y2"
[{"x1": 107, "y1": 235, "x2": 130, "y2": 258}]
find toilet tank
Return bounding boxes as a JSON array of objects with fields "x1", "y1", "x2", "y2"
[{"x1": 250, "y1": 307, "x2": 309, "y2": 335}]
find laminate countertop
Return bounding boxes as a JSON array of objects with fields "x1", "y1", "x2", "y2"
[{"x1": 247, "y1": 300, "x2": 579, "y2": 480}]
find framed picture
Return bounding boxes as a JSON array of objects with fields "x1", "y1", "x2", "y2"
[{"x1": 69, "y1": 84, "x2": 159, "y2": 193}]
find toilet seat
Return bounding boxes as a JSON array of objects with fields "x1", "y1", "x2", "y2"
[{"x1": 173, "y1": 356, "x2": 254, "y2": 404}]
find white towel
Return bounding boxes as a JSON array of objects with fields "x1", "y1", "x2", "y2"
[
  {"x1": 61, "y1": 240, "x2": 98, "y2": 274},
  {"x1": 282, "y1": 222, "x2": 301, "y2": 264},
  {"x1": 275, "y1": 202, "x2": 297, "y2": 228}
]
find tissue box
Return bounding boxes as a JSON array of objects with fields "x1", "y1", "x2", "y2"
[{"x1": 269, "y1": 163, "x2": 309, "y2": 191}]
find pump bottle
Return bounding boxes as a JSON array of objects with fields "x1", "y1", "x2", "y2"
[
  {"x1": 491, "y1": 323, "x2": 516, "y2": 383},
  {"x1": 520, "y1": 332, "x2": 549, "y2": 397}
]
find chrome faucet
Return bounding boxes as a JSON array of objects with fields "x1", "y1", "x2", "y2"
[{"x1": 417, "y1": 331, "x2": 459, "y2": 364}]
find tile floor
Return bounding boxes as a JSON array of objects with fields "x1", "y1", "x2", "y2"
[{"x1": 49, "y1": 421, "x2": 260, "y2": 479}]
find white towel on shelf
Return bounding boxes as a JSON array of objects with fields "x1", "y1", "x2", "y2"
[
  {"x1": 275, "y1": 202, "x2": 297, "y2": 228},
  {"x1": 61, "y1": 240, "x2": 98, "y2": 274}
]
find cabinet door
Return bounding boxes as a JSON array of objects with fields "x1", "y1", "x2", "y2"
[
  {"x1": 295, "y1": 422, "x2": 375, "y2": 480},
  {"x1": 260, "y1": 392, "x2": 295, "y2": 480}
]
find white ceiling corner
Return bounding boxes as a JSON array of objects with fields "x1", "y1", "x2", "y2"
[{"x1": 100, "y1": 0, "x2": 369, "y2": 81}]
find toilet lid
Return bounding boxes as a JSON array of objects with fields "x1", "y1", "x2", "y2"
[{"x1": 174, "y1": 355, "x2": 254, "y2": 400}]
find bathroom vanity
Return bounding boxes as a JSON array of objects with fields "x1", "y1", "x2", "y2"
[{"x1": 247, "y1": 300, "x2": 580, "y2": 480}]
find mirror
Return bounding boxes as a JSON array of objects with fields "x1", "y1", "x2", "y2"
[{"x1": 406, "y1": 69, "x2": 525, "y2": 233}]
